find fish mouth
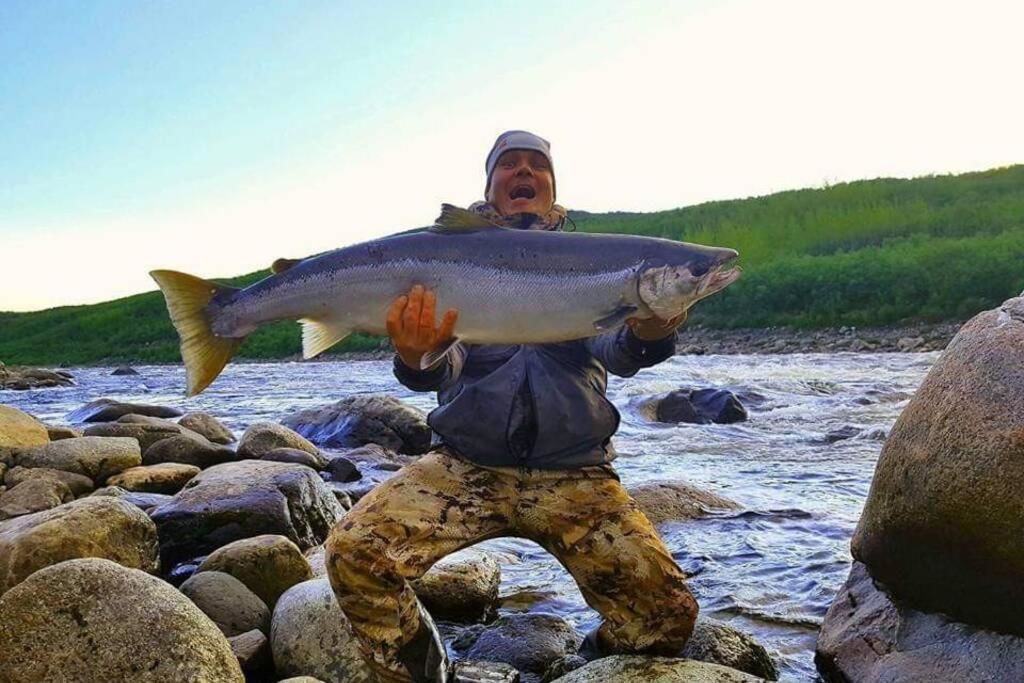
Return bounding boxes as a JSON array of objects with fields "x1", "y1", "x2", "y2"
[{"x1": 509, "y1": 185, "x2": 536, "y2": 200}]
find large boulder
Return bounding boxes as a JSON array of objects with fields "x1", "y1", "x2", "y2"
[
  {"x1": 639, "y1": 388, "x2": 748, "y2": 425},
  {"x1": 150, "y1": 460, "x2": 346, "y2": 570},
  {"x1": 0, "y1": 496, "x2": 159, "y2": 595},
  {"x1": 198, "y1": 534, "x2": 313, "y2": 609},
  {"x1": 179, "y1": 411, "x2": 237, "y2": 444},
  {"x1": 142, "y1": 433, "x2": 236, "y2": 468},
  {"x1": 179, "y1": 570, "x2": 271, "y2": 637},
  {"x1": 67, "y1": 398, "x2": 183, "y2": 423},
  {"x1": 457, "y1": 613, "x2": 582, "y2": 676},
  {"x1": 270, "y1": 578, "x2": 375, "y2": 683},
  {"x1": 851, "y1": 295, "x2": 1024, "y2": 634},
  {"x1": 0, "y1": 558, "x2": 243, "y2": 682},
  {"x1": 83, "y1": 420, "x2": 183, "y2": 452},
  {"x1": 106, "y1": 462, "x2": 201, "y2": 494},
  {"x1": 628, "y1": 480, "x2": 740, "y2": 526},
  {"x1": 0, "y1": 405, "x2": 49, "y2": 452},
  {"x1": 237, "y1": 422, "x2": 319, "y2": 459},
  {"x1": 816, "y1": 561, "x2": 1024, "y2": 683},
  {"x1": 554, "y1": 655, "x2": 770, "y2": 682},
  {"x1": 282, "y1": 394, "x2": 432, "y2": 454},
  {"x1": 12, "y1": 436, "x2": 141, "y2": 483},
  {"x1": 0, "y1": 478, "x2": 74, "y2": 520},
  {"x1": 4, "y1": 465, "x2": 94, "y2": 496},
  {"x1": 411, "y1": 547, "x2": 501, "y2": 623},
  {"x1": 682, "y1": 619, "x2": 777, "y2": 680}
]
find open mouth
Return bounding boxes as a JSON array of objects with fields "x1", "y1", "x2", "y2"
[{"x1": 509, "y1": 185, "x2": 536, "y2": 200}]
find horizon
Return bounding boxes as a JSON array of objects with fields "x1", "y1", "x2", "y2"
[{"x1": 2, "y1": 0, "x2": 1022, "y2": 311}]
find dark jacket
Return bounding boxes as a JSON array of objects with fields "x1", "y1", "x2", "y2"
[{"x1": 394, "y1": 328, "x2": 677, "y2": 469}]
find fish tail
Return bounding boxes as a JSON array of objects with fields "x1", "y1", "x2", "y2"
[{"x1": 150, "y1": 270, "x2": 242, "y2": 397}]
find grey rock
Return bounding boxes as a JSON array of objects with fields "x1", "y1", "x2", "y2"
[
  {"x1": 143, "y1": 433, "x2": 236, "y2": 469},
  {"x1": 554, "y1": 655, "x2": 770, "y2": 682},
  {"x1": 852, "y1": 295, "x2": 1024, "y2": 634},
  {"x1": 456, "y1": 660, "x2": 522, "y2": 683},
  {"x1": 150, "y1": 460, "x2": 344, "y2": 571},
  {"x1": 682, "y1": 619, "x2": 778, "y2": 680},
  {"x1": 412, "y1": 548, "x2": 501, "y2": 623},
  {"x1": 67, "y1": 397, "x2": 182, "y2": 423},
  {"x1": 179, "y1": 411, "x2": 237, "y2": 444},
  {"x1": 0, "y1": 479, "x2": 74, "y2": 520},
  {"x1": 106, "y1": 462, "x2": 201, "y2": 493},
  {"x1": 282, "y1": 393, "x2": 431, "y2": 454},
  {"x1": 90, "y1": 486, "x2": 173, "y2": 510},
  {"x1": 237, "y1": 422, "x2": 319, "y2": 459},
  {"x1": 44, "y1": 424, "x2": 82, "y2": 440},
  {"x1": 459, "y1": 613, "x2": 582, "y2": 676},
  {"x1": 628, "y1": 480, "x2": 740, "y2": 526},
  {"x1": 896, "y1": 336, "x2": 925, "y2": 352},
  {"x1": 228, "y1": 628, "x2": 273, "y2": 678},
  {"x1": 816, "y1": 561, "x2": 1024, "y2": 683},
  {"x1": 180, "y1": 570, "x2": 271, "y2": 637},
  {"x1": 84, "y1": 420, "x2": 183, "y2": 452},
  {"x1": 324, "y1": 454, "x2": 361, "y2": 482},
  {"x1": 0, "y1": 558, "x2": 243, "y2": 682},
  {"x1": 262, "y1": 446, "x2": 329, "y2": 470},
  {"x1": 823, "y1": 425, "x2": 861, "y2": 443},
  {"x1": 12, "y1": 436, "x2": 141, "y2": 483},
  {"x1": 111, "y1": 366, "x2": 140, "y2": 375},
  {"x1": 270, "y1": 578, "x2": 375, "y2": 683},
  {"x1": 199, "y1": 534, "x2": 314, "y2": 610},
  {"x1": 0, "y1": 496, "x2": 159, "y2": 596}
]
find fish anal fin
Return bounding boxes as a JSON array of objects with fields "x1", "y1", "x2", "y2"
[
  {"x1": 593, "y1": 305, "x2": 639, "y2": 332},
  {"x1": 300, "y1": 318, "x2": 352, "y2": 359},
  {"x1": 419, "y1": 337, "x2": 461, "y2": 370},
  {"x1": 431, "y1": 204, "x2": 501, "y2": 234}
]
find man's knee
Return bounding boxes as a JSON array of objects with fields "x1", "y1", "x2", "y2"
[{"x1": 325, "y1": 519, "x2": 388, "y2": 598}]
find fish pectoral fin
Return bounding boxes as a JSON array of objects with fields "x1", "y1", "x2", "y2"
[
  {"x1": 431, "y1": 204, "x2": 502, "y2": 234},
  {"x1": 593, "y1": 305, "x2": 639, "y2": 332},
  {"x1": 300, "y1": 318, "x2": 352, "y2": 359},
  {"x1": 271, "y1": 257, "x2": 303, "y2": 274},
  {"x1": 419, "y1": 337, "x2": 462, "y2": 371}
]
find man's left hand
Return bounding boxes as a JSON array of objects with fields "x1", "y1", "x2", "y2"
[{"x1": 626, "y1": 311, "x2": 688, "y2": 341}]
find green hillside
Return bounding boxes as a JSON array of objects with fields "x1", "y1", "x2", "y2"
[{"x1": 2, "y1": 165, "x2": 1023, "y2": 365}]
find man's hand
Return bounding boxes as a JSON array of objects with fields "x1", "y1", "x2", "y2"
[
  {"x1": 626, "y1": 310, "x2": 687, "y2": 341},
  {"x1": 387, "y1": 285, "x2": 458, "y2": 370}
]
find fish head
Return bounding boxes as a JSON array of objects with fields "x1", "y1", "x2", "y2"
[{"x1": 638, "y1": 246, "x2": 741, "y2": 319}]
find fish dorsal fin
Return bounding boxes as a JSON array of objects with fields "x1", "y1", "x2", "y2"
[
  {"x1": 299, "y1": 318, "x2": 352, "y2": 359},
  {"x1": 271, "y1": 257, "x2": 302, "y2": 274},
  {"x1": 431, "y1": 204, "x2": 501, "y2": 234}
]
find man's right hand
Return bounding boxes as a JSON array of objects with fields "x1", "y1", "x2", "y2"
[{"x1": 386, "y1": 284, "x2": 459, "y2": 370}]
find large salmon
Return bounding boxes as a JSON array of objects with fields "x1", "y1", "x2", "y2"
[{"x1": 152, "y1": 205, "x2": 740, "y2": 395}]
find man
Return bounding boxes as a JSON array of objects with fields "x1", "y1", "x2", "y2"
[{"x1": 327, "y1": 131, "x2": 697, "y2": 683}]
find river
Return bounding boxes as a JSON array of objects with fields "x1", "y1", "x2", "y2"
[{"x1": 1, "y1": 351, "x2": 936, "y2": 681}]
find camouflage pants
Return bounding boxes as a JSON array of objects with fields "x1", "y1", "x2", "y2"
[{"x1": 326, "y1": 450, "x2": 697, "y2": 683}]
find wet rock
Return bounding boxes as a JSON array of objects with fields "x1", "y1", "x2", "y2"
[
  {"x1": 0, "y1": 405, "x2": 49, "y2": 451},
  {"x1": 340, "y1": 443, "x2": 416, "y2": 470},
  {"x1": 270, "y1": 578, "x2": 375, "y2": 683},
  {"x1": 179, "y1": 411, "x2": 236, "y2": 444},
  {"x1": 305, "y1": 544, "x2": 328, "y2": 578},
  {"x1": 682, "y1": 619, "x2": 778, "y2": 680},
  {"x1": 896, "y1": 336, "x2": 925, "y2": 352},
  {"x1": 198, "y1": 534, "x2": 313, "y2": 610},
  {"x1": 229, "y1": 628, "x2": 273, "y2": 679},
  {"x1": 180, "y1": 570, "x2": 271, "y2": 637},
  {"x1": 458, "y1": 613, "x2": 582, "y2": 676},
  {"x1": 848, "y1": 338, "x2": 872, "y2": 352},
  {"x1": 107, "y1": 462, "x2": 200, "y2": 493},
  {"x1": 262, "y1": 446, "x2": 329, "y2": 470},
  {"x1": 4, "y1": 465, "x2": 94, "y2": 496},
  {"x1": 0, "y1": 479, "x2": 74, "y2": 520},
  {"x1": 111, "y1": 365, "x2": 140, "y2": 376},
  {"x1": 541, "y1": 655, "x2": 586, "y2": 681},
  {"x1": 456, "y1": 660, "x2": 522, "y2": 682},
  {"x1": 554, "y1": 655, "x2": 769, "y2": 682},
  {"x1": 282, "y1": 393, "x2": 432, "y2": 454},
  {"x1": 816, "y1": 561, "x2": 1024, "y2": 683},
  {"x1": 823, "y1": 425, "x2": 860, "y2": 443},
  {"x1": 44, "y1": 424, "x2": 82, "y2": 440},
  {"x1": 0, "y1": 366, "x2": 75, "y2": 390},
  {"x1": 12, "y1": 436, "x2": 141, "y2": 483},
  {"x1": 411, "y1": 548, "x2": 501, "y2": 623},
  {"x1": 0, "y1": 497, "x2": 159, "y2": 596},
  {"x1": 83, "y1": 420, "x2": 183, "y2": 452},
  {"x1": 324, "y1": 454, "x2": 361, "y2": 482},
  {"x1": 628, "y1": 480, "x2": 740, "y2": 526},
  {"x1": 640, "y1": 389, "x2": 748, "y2": 425},
  {"x1": 90, "y1": 486, "x2": 173, "y2": 510},
  {"x1": 237, "y1": 422, "x2": 320, "y2": 459},
  {"x1": 852, "y1": 295, "x2": 1024, "y2": 635},
  {"x1": 0, "y1": 558, "x2": 243, "y2": 682},
  {"x1": 67, "y1": 397, "x2": 182, "y2": 423},
  {"x1": 143, "y1": 433, "x2": 236, "y2": 469},
  {"x1": 150, "y1": 460, "x2": 345, "y2": 571}
]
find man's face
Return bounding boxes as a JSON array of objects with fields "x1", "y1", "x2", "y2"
[{"x1": 488, "y1": 149, "x2": 555, "y2": 216}]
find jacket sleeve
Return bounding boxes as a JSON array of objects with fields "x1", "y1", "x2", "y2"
[
  {"x1": 392, "y1": 343, "x2": 467, "y2": 392},
  {"x1": 586, "y1": 326, "x2": 678, "y2": 378}
]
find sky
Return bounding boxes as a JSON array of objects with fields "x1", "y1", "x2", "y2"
[{"x1": 1, "y1": 0, "x2": 1022, "y2": 312}]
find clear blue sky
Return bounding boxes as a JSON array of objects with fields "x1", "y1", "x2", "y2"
[{"x1": 2, "y1": 0, "x2": 1021, "y2": 311}]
